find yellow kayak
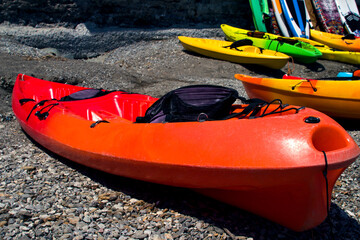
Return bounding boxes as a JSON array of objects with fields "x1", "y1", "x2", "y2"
[
  {"x1": 221, "y1": 24, "x2": 360, "y2": 65},
  {"x1": 234, "y1": 73, "x2": 360, "y2": 119},
  {"x1": 291, "y1": 37, "x2": 360, "y2": 65},
  {"x1": 310, "y1": 29, "x2": 360, "y2": 52},
  {"x1": 178, "y1": 36, "x2": 290, "y2": 69}
]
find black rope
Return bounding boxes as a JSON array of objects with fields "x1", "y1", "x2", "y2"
[
  {"x1": 322, "y1": 151, "x2": 335, "y2": 239},
  {"x1": 291, "y1": 81, "x2": 303, "y2": 90},
  {"x1": 35, "y1": 103, "x2": 59, "y2": 120},
  {"x1": 19, "y1": 98, "x2": 35, "y2": 105},
  {"x1": 26, "y1": 100, "x2": 51, "y2": 121},
  {"x1": 90, "y1": 120, "x2": 110, "y2": 128},
  {"x1": 224, "y1": 98, "x2": 304, "y2": 120},
  {"x1": 251, "y1": 99, "x2": 304, "y2": 118},
  {"x1": 307, "y1": 80, "x2": 317, "y2": 92},
  {"x1": 260, "y1": 99, "x2": 284, "y2": 114},
  {"x1": 291, "y1": 79, "x2": 317, "y2": 92}
]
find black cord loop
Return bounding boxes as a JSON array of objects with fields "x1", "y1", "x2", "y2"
[
  {"x1": 249, "y1": 99, "x2": 304, "y2": 119},
  {"x1": 90, "y1": 120, "x2": 110, "y2": 128},
  {"x1": 35, "y1": 103, "x2": 59, "y2": 120},
  {"x1": 291, "y1": 79, "x2": 317, "y2": 92},
  {"x1": 19, "y1": 98, "x2": 35, "y2": 105},
  {"x1": 26, "y1": 100, "x2": 51, "y2": 121}
]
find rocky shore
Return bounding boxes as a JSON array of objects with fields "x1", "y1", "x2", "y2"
[{"x1": 1, "y1": 23, "x2": 360, "y2": 239}]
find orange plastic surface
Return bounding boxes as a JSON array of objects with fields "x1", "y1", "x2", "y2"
[
  {"x1": 235, "y1": 73, "x2": 360, "y2": 119},
  {"x1": 310, "y1": 29, "x2": 360, "y2": 52},
  {"x1": 12, "y1": 74, "x2": 360, "y2": 231}
]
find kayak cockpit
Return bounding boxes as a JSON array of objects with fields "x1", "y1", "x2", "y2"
[
  {"x1": 60, "y1": 92, "x2": 157, "y2": 122},
  {"x1": 17, "y1": 74, "x2": 305, "y2": 123}
]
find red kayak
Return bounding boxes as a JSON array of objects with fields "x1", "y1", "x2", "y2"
[{"x1": 12, "y1": 74, "x2": 360, "y2": 231}]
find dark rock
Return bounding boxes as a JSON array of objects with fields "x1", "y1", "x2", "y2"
[{"x1": 0, "y1": 0, "x2": 250, "y2": 28}]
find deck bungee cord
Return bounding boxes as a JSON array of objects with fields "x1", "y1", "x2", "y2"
[
  {"x1": 291, "y1": 78, "x2": 318, "y2": 91},
  {"x1": 20, "y1": 93, "x2": 305, "y2": 123}
]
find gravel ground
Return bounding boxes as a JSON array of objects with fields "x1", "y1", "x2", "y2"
[{"x1": 0, "y1": 23, "x2": 360, "y2": 239}]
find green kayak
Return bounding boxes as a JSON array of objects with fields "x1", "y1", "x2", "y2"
[
  {"x1": 221, "y1": 24, "x2": 322, "y2": 64},
  {"x1": 249, "y1": 0, "x2": 270, "y2": 32}
]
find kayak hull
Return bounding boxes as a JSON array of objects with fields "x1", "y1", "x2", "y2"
[
  {"x1": 12, "y1": 74, "x2": 360, "y2": 231},
  {"x1": 235, "y1": 73, "x2": 360, "y2": 119},
  {"x1": 199, "y1": 165, "x2": 346, "y2": 231},
  {"x1": 310, "y1": 29, "x2": 360, "y2": 51},
  {"x1": 178, "y1": 36, "x2": 290, "y2": 69},
  {"x1": 292, "y1": 36, "x2": 360, "y2": 64},
  {"x1": 250, "y1": 0, "x2": 270, "y2": 32}
]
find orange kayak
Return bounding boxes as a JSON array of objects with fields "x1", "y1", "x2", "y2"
[
  {"x1": 12, "y1": 74, "x2": 360, "y2": 231},
  {"x1": 235, "y1": 73, "x2": 360, "y2": 119},
  {"x1": 310, "y1": 29, "x2": 360, "y2": 52}
]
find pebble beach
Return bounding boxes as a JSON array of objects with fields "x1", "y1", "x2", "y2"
[{"x1": 1, "y1": 23, "x2": 360, "y2": 240}]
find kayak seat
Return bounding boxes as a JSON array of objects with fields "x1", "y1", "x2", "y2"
[
  {"x1": 135, "y1": 85, "x2": 304, "y2": 123},
  {"x1": 242, "y1": 46, "x2": 262, "y2": 54},
  {"x1": 135, "y1": 85, "x2": 242, "y2": 123}
]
